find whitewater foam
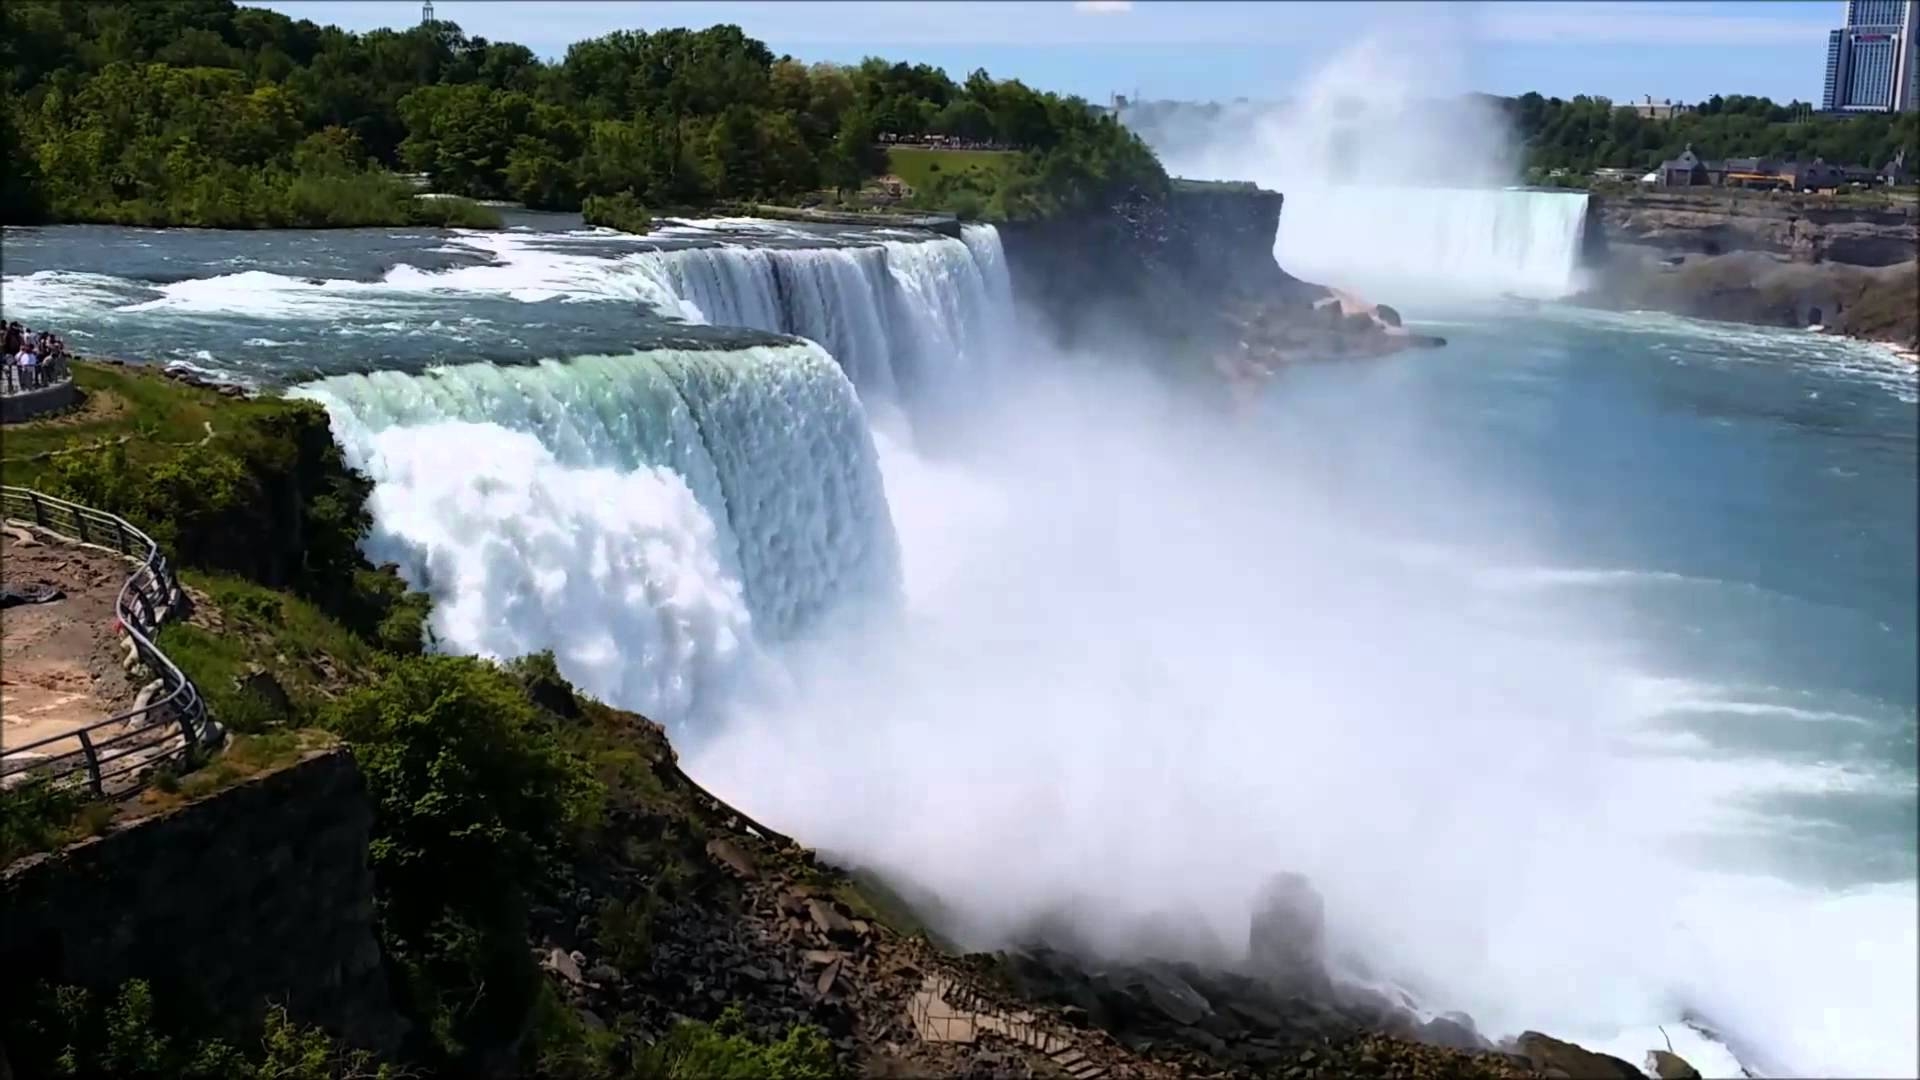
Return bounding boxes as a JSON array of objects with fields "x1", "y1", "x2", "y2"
[
  {"x1": 688, "y1": 364, "x2": 1918, "y2": 1079},
  {"x1": 292, "y1": 343, "x2": 900, "y2": 718}
]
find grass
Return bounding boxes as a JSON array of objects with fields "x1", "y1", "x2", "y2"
[
  {"x1": 882, "y1": 147, "x2": 1016, "y2": 195},
  {"x1": 1171, "y1": 178, "x2": 1267, "y2": 194},
  {"x1": 158, "y1": 570, "x2": 381, "y2": 732},
  {"x1": 0, "y1": 782, "x2": 117, "y2": 866},
  {"x1": 135, "y1": 729, "x2": 335, "y2": 814},
  {"x1": 0, "y1": 361, "x2": 290, "y2": 487}
]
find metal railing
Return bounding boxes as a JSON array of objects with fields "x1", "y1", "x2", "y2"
[{"x1": 1, "y1": 487, "x2": 216, "y2": 797}]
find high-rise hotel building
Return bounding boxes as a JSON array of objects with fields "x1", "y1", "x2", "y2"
[{"x1": 1822, "y1": 0, "x2": 1918, "y2": 111}]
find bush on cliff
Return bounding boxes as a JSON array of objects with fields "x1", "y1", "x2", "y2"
[
  {"x1": 324, "y1": 654, "x2": 604, "y2": 1066},
  {"x1": 1, "y1": 978, "x2": 393, "y2": 1079},
  {"x1": 636, "y1": 1004, "x2": 838, "y2": 1080},
  {"x1": 36, "y1": 393, "x2": 428, "y2": 651}
]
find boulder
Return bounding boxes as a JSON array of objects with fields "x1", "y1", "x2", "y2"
[
  {"x1": 1418, "y1": 1011, "x2": 1488, "y2": 1051},
  {"x1": 1647, "y1": 1049, "x2": 1702, "y2": 1079},
  {"x1": 541, "y1": 946, "x2": 584, "y2": 986},
  {"x1": 805, "y1": 898, "x2": 856, "y2": 942},
  {"x1": 705, "y1": 837, "x2": 757, "y2": 880},
  {"x1": 1247, "y1": 872, "x2": 1329, "y2": 996},
  {"x1": 235, "y1": 665, "x2": 291, "y2": 716},
  {"x1": 1125, "y1": 962, "x2": 1213, "y2": 1027},
  {"x1": 1513, "y1": 1031, "x2": 1644, "y2": 1079},
  {"x1": 1374, "y1": 303, "x2": 1403, "y2": 328}
]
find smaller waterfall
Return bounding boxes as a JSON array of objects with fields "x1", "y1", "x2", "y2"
[
  {"x1": 1276, "y1": 187, "x2": 1591, "y2": 299},
  {"x1": 614, "y1": 225, "x2": 1016, "y2": 414}
]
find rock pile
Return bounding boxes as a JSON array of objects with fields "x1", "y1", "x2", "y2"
[{"x1": 514, "y1": 705, "x2": 1705, "y2": 1080}]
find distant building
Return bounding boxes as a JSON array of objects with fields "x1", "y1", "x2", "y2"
[
  {"x1": 1656, "y1": 146, "x2": 1901, "y2": 191},
  {"x1": 1659, "y1": 146, "x2": 1712, "y2": 187},
  {"x1": 1822, "y1": 0, "x2": 1918, "y2": 112},
  {"x1": 1883, "y1": 148, "x2": 1914, "y2": 184},
  {"x1": 1624, "y1": 96, "x2": 1692, "y2": 121}
]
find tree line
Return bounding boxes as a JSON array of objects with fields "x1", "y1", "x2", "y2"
[
  {"x1": 1508, "y1": 92, "x2": 1919, "y2": 177},
  {"x1": 0, "y1": 1, "x2": 1166, "y2": 228}
]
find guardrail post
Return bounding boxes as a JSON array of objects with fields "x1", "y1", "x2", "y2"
[
  {"x1": 28, "y1": 491, "x2": 46, "y2": 527},
  {"x1": 77, "y1": 729, "x2": 104, "y2": 798},
  {"x1": 175, "y1": 691, "x2": 201, "y2": 753},
  {"x1": 114, "y1": 519, "x2": 129, "y2": 554}
]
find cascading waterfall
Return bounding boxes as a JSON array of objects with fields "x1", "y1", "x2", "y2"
[
  {"x1": 291, "y1": 341, "x2": 900, "y2": 723},
  {"x1": 277, "y1": 222, "x2": 1014, "y2": 724},
  {"x1": 612, "y1": 224, "x2": 1014, "y2": 413},
  {"x1": 1273, "y1": 186, "x2": 1591, "y2": 299}
]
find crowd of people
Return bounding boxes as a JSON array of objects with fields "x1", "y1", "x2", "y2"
[{"x1": 2, "y1": 320, "x2": 71, "y2": 393}]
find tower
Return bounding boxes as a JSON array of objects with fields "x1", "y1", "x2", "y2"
[
  {"x1": 422, "y1": 0, "x2": 435, "y2": 25},
  {"x1": 1823, "y1": 0, "x2": 1918, "y2": 111}
]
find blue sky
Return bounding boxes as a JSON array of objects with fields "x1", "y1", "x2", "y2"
[{"x1": 257, "y1": 1, "x2": 1848, "y2": 105}]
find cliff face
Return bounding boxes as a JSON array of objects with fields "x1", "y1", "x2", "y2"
[
  {"x1": 998, "y1": 185, "x2": 1319, "y2": 357},
  {"x1": 1591, "y1": 190, "x2": 1917, "y2": 266},
  {"x1": 0, "y1": 748, "x2": 408, "y2": 1056}
]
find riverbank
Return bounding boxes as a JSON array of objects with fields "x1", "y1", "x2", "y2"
[
  {"x1": 1574, "y1": 247, "x2": 1920, "y2": 350},
  {"x1": 1589, "y1": 188, "x2": 1917, "y2": 266}
]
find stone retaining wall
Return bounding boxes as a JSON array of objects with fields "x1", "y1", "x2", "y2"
[
  {"x1": 0, "y1": 747, "x2": 408, "y2": 1056},
  {"x1": 0, "y1": 378, "x2": 78, "y2": 424}
]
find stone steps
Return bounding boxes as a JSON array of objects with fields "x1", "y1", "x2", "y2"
[{"x1": 907, "y1": 973, "x2": 1106, "y2": 1077}]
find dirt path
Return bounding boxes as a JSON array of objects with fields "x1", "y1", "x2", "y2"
[{"x1": 1, "y1": 525, "x2": 138, "y2": 760}]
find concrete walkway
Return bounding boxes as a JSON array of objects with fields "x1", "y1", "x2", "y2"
[{"x1": 0, "y1": 524, "x2": 142, "y2": 776}]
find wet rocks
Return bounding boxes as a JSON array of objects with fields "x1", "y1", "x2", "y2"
[
  {"x1": 1248, "y1": 871, "x2": 1330, "y2": 998},
  {"x1": 1646, "y1": 1049, "x2": 1703, "y2": 1079},
  {"x1": 1419, "y1": 1010, "x2": 1489, "y2": 1052},
  {"x1": 1512, "y1": 1031, "x2": 1644, "y2": 1079}
]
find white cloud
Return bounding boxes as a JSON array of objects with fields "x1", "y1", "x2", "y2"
[{"x1": 1073, "y1": 0, "x2": 1134, "y2": 12}]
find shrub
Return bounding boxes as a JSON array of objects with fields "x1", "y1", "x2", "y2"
[
  {"x1": 0, "y1": 781, "x2": 90, "y2": 865},
  {"x1": 324, "y1": 655, "x2": 603, "y2": 1064},
  {"x1": 581, "y1": 190, "x2": 652, "y2": 234},
  {"x1": 635, "y1": 1006, "x2": 840, "y2": 1080},
  {"x1": 39, "y1": 400, "x2": 427, "y2": 650},
  {"x1": 0, "y1": 979, "x2": 391, "y2": 1079},
  {"x1": 405, "y1": 195, "x2": 504, "y2": 229}
]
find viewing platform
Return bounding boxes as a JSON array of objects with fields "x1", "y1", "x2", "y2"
[{"x1": 1, "y1": 366, "x2": 76, "y2": 424}]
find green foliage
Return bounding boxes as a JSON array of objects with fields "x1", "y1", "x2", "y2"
[
  {"x1": 0, "y1": 979, "x2": 392, "y2": 1079},
  {"x1": 324, "y1": 654, "x2": 604, "y2": 1065},
  {"x1": 0, "y1": 780, "x2": 110, "y2": 865},
  {"x1": 2, "y1": 2, "x2": 1165, "y2": 223},
  {"x1": 34, "y1": 393, "x2": 427, "y2": 647},
  {"x1": 1511, "y1": 91, "x2": 1920, "y2": 176},
  {"x1": 634, "y1": 1006, "x2": 841, "y2": 1080},
  {"x1": 581, "y1": 190, "x2": 653, "y2": 234}
]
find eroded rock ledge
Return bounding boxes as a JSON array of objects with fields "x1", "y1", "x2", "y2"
[{"x1": 980, "y1": 870, "x2": 1709, "y2": 1080}]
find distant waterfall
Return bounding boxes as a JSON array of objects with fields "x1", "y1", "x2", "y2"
[{"x1": 1275, "y1": 187, "x2": 1591, "y2": 299}]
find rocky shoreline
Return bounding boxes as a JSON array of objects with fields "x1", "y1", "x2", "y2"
[{"x1": 1573, "y1": 246, "x2": 1920, "y2": 353}]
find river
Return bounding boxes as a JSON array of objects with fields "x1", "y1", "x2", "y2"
[{"x1": 2, "y1": 213, "x2": 1913, "y2": 1078}]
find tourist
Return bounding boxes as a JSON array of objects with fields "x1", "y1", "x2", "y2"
[
  {"x1": 18, "y1": 340, "x2": 40, "y2": 389},
  {"x1": 2, "y1": 321, "x2": 20, "y2": 358}
]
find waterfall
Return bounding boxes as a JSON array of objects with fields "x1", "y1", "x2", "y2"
[
  {"x1": 611, "y1": 224, "x2": 1015, "y2": 415},
  {"x1": 1274, "y1": 186, "x2": 1591, "y2": 299},
  {"x1": 279, "y1": 222, "x2": 1017, "y2": 725},
  {"x1": 291, "y1": 342, "x2": 900, "y2": 724}
]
